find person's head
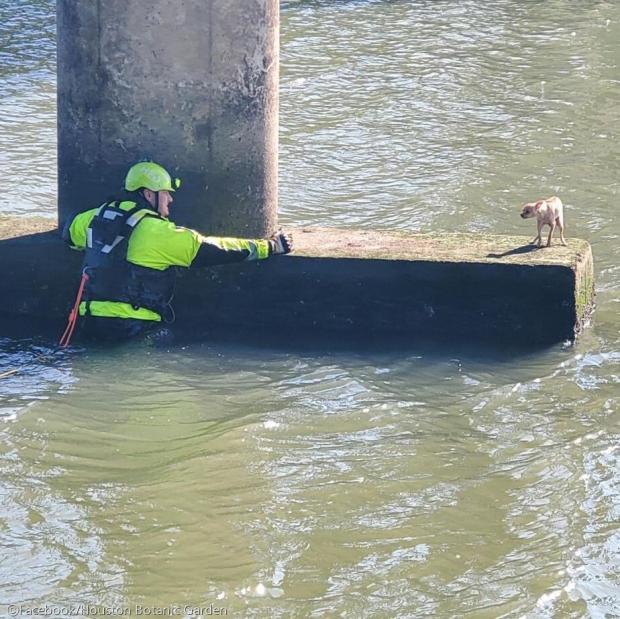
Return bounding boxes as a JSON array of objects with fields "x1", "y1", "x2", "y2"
[{"x1": 124, "y1": 161, "x2": 181, "y2": 218}]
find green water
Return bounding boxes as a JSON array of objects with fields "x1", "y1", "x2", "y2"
[{"x1": 1, "y1": 1, "x2": 619, "y2": 616}]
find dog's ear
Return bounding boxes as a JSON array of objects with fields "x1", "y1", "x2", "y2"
[{"x1": 535, "y1": 201, "x2": 543, "y2": 210}]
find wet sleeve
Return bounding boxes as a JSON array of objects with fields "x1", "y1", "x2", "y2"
[
  {"x1": 191, "y1": 236, "x2": 271, "y2": 268},
  {"x1": 62, "y1": 208, "x2": 99, "y2": 250}
]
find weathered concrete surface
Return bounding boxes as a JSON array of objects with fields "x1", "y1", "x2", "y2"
[
  {"x1": 57, "y1": 0, "x2": 278, "y2": 237},
  {"x1": 0, "y1": 218, "x2": 594, "y2": 346}
]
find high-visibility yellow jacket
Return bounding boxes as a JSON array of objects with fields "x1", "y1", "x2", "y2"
[{"x1": 64, "y1": 199, "x2": 271, "y2": 322}]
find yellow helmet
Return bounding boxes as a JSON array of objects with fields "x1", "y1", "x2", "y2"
[{"x1": 125, "y1": 162, "x2": 181, "y2": 192}]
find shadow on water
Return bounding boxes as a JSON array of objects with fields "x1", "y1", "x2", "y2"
[
  {"x1": 180, "y1": 326, "x2": 565, "y2": 363},
  {"x1": 0, "y1": 312, "x2": 565, "y2": 370}
]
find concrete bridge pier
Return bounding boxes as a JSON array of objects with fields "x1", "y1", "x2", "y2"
[{"x1": 57, "y1": 0, "x2": 279, "y2": 237}]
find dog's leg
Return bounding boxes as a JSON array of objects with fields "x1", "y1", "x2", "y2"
[
  {"x1": 533, "y1": 220, "x2": 543, "y2": 246},
  {"x1": 557, "y1": 217, "x2": 567, "y2": 246},
  {"x1": 546, "y1": 222, "x2": 555, "y2": 247}
]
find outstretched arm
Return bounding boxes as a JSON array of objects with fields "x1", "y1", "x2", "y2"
[
  {"x1": 125, "y1": 218, "x2": 293, "y2": 270},
  {"x1": 191, "y1": 231, "x2": 293, "y2": 268}
]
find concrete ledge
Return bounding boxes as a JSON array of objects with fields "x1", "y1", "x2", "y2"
[{"x1": 0, "y1": 217, "x2": 594, "y2": 346}]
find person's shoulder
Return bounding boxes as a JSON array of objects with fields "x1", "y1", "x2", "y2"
[
  {"x1": 136, "y1": 214, "x2": 176, "y2": 231},
  {"x1": 139, "y1": 216, "x2": 197, "y2": 234},
  {"x1": 74, "y1": 205, "x2": 102, "y2": 219},
  {"x1": 128, "y1": 216, "x2": 200, "y2": 267},
  {"x1": 118, "y1": 200, "x2": 138, "y2": 212},
  {"x1": 133, "y1": 216, "x2": 197, "y2": 247},
  {"x1": 68, "y1": 205, "x2": 103, "y2": 231}
]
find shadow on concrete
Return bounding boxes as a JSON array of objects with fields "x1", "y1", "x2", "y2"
[{"x1": 486, "y1": 244, "x2": 539, "y2": 259}]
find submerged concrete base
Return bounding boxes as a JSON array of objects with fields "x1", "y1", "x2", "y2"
[{"x1": 0, "y1": 217, "x2": 594, "y2": 347}]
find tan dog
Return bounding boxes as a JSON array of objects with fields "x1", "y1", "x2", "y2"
[{"x1": 520, "y1": 196, "x2": 567, "y2": 247}]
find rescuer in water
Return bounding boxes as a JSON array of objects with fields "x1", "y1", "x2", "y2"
[{"x1": 61, "y1": 161, "x2": 293, "y2": 343}]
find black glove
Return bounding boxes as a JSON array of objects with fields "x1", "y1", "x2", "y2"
[{"x1": 269, "y1": 230, "x2": 293, "y2": 255}]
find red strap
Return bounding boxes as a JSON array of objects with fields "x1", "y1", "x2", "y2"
[{"x1": 59, "y1": 272, "x2": 90, "y2": 348}]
